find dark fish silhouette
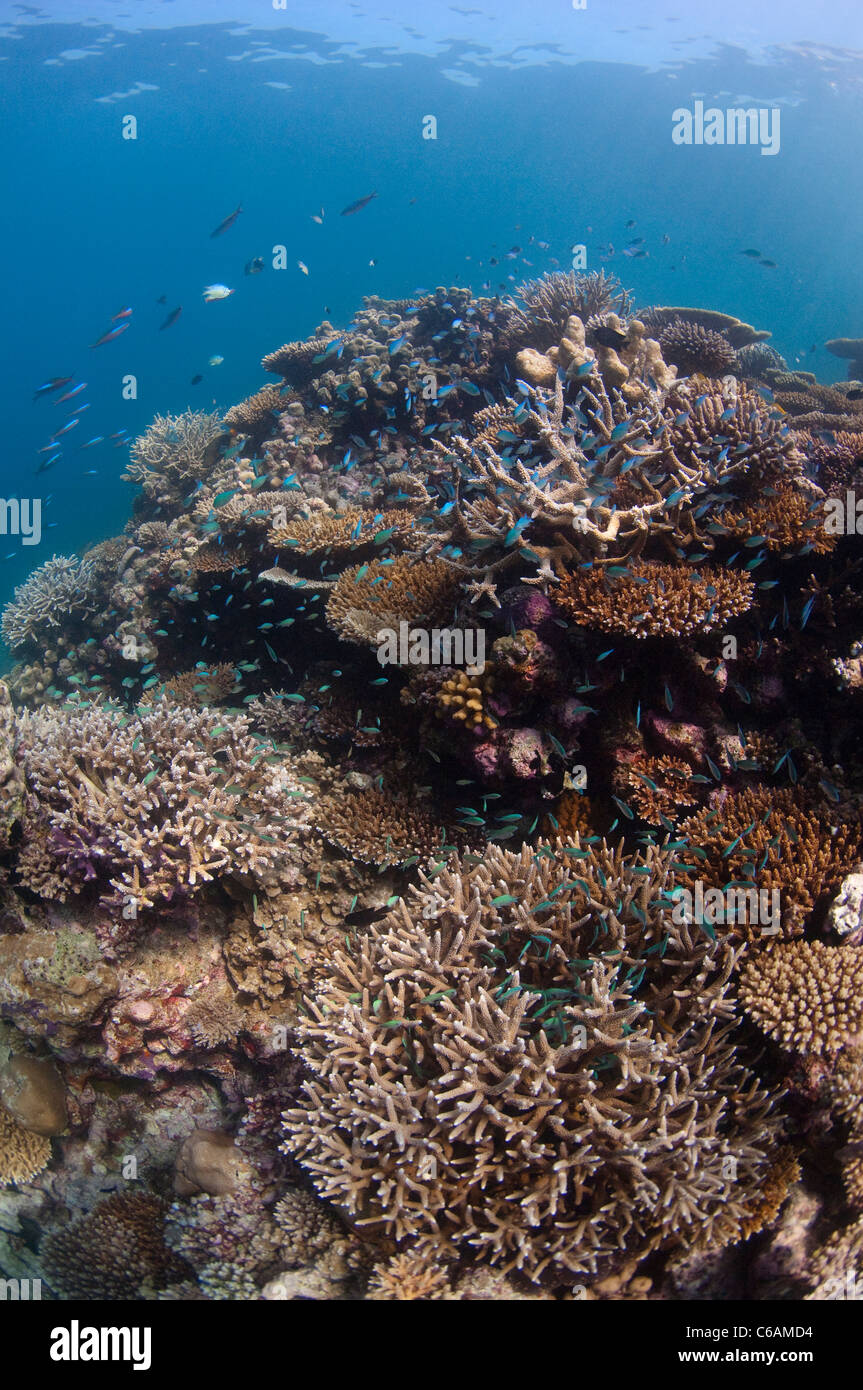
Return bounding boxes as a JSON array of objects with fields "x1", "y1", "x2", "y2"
[
  {"x1": 244, "y1": 257, "x2": 265, "y2": 275},
  {"x1": 159, "y1": 306, "x2": 182, "y2": 331},
  {"x1": 156, "y1": 295, "x2": 168, "y2": 304},
  {"x1": 191, "y1": 374, "x2": 203, "y2": 385},
  {"x1": 33, "y1": 376, "x2": 73, "y2": 402},
  {"x1": 340, "y1": 191, "x2": 377, "y2": 216},
  {"x1": 210, "y1": 204, "x2": 242, "y2": 238},
  {"x1": 740, "y1": 249, "x2": 762, "y2": 258},
  {"x1": 760, "y1": 259, "x2": 777, "y2": 268}
]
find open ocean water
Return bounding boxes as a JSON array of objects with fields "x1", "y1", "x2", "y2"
[{"x1": 1, "y1": 0, "x2": 862, "y2": 625}]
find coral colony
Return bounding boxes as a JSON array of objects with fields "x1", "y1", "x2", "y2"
[{"x1": 3, "y1": 270, "x2": 863, "y2": 1300}]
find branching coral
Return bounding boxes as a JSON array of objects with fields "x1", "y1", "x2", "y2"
[
  {"x1": 314, "y1": 786, "x2": 449, "y2": 868},
  {"x1": 325, "y1": 557, "x2": 460, "y2": 647},
  {"x1": 555, "y1": 561, "x2": 754, "y2": 638},
  {"x1": 125, "y1": 410, "x2": 223, "y2": 488},
  {"x1": 679, "y1": 788, "x2": 861, "y2": 935},
  {"x1": 739, "y1": 942, "x2": 863, "y2": 1056},
  {"x1": 284, "y1": 839, "x2": 780, "y2": 1283},
  {"x1": 367, "y1": 1250, "x2": 452, "y2": 1300},
  {"x1": 500, "y1": 271, "x2": 633, "y2": 353},
  {"x1": 0, "y1": 1102, "x2": 52, "y2": 1187},
  {"x1": 1, "y1": 555, "x2": 99, "y2": 651},
  {"x1": 719, "y1": 485, "x2": 838, "y2": 555},
  {"x1": 14, "y1": 700, "x2": 312, "y2": 909},
  {"x1": 262, "y1": 335, "x2": 335, "y2": 384},
  {"x1": 268, "y1": 507, "x2": 415, "y2": 557},
  {"x1": 223, "y1": 385, "x2": 285, "y2": 441},
  {"x1": 41, "y1": 1193, "x2": 189, "y2": 1298},
  {"x1": 435, "y1": 669, "x2": 498, "y2": 731}
]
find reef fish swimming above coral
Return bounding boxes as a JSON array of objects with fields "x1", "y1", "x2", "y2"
[{"x1": 3, "y1": 258, "x2": 863, "y2": 1309}]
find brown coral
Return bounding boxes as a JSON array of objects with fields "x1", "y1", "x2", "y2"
[
  {"x1": 325, "y1": 557, "x2": 460, "y2": 647},
  {"x1": 262, "y1": 335, "x2": 334, "y2": 384},
  {"x1": 367, "y1": 1250, "x2": 451, "y2": 1301},
  {"x1": 555, "y1": 561, "x2": 754, "y2": 638},
  {"x1": 269, "y1": 508, "x2": 414, "y2": 557},
  {"x1": 739, "y1": 941, "x2": 863, "y2": 1055},
  {"x1": 659, "y1": 319, "x2": 737, "y2": 377},
  {"x1": 680, "y1": 788, "x2": 861, "y2": 935},
  {"x1": 223, "y1": 385, "x2": 284, "y2": 441},
  {"x1": 619, "y1": 753, "x2": 700, "y2": 825},
  {"x1": 40, "y1": 1193, "x2": 188, "y2": 1298},
  {"x1": 159, "y1": 664, "x2": 239, "y2": 707},
  {"x1": 435, "y1": 669, "x2": 497, "y2": 731},
  {"x1": 720, "y1": 485, "x2": 838, "y2": 555},
  {"x1": 284, "y1": 839, "x2": 779, "y2": 1284},
  {"x1": 14, "y1": 701, "x2": 311, "y2": 909},
  {"x1": 315, "y1": 786, "x2": 448, "y2": 867},
  {"x1": 0, "y1": 1102, "x2": 52, "y2": 1186}
]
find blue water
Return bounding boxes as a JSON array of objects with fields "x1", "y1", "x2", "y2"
[{"x1": 1, "y1": 0, "x2": 862, "y2": 633}]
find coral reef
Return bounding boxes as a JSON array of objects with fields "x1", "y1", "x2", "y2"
[
  {"x1": 284, "y1": 839, "x2": 781, "y2": 1284},
  {"x1": 2, "y1": 270, "x2": 863, "y2": 1303}
]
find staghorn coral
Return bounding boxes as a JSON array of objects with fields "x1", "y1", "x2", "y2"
[
  {"x1": 7, "y1": 267, "x2": 863, "y2": 1302},
  {"x1": 125, "y1": 410, "x2": 223, "y2": 488},
  {"x1": 40, "y1": 1193, "x2": 189, "y2": 1299},
  {"x1": 14, "y1": 700, "x2": 312, "y2": 909},
  {"x1": 0, "y1": 1102, "x2": 52, "y2": 1186},
  {"x1": 284, "y1": 839, "x2": 780, "y2": 1283},
  {"x1": 367, "y1": 1249, "x2": 452, "y2": 1300},
  {"x1": 555, "y1": 561, "x2": 754, "y2": 638},
  {"x1": 739, "y1": 942, "x2": 863, "y2": 1056},
  {"x1": 1, "y1": 555, "x2": 99, "y2": 651},
  {"x1": 325, "y1": 557, "x2": 460, "y2": 647}
]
